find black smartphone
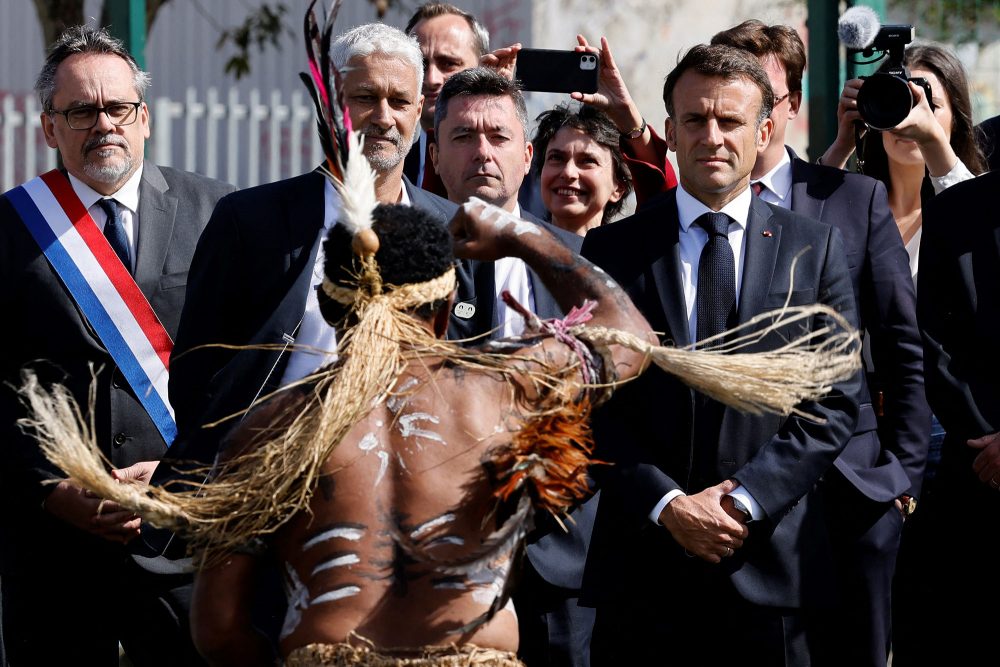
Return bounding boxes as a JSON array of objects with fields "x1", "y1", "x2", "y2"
[{"x1": 514, "y1": 48, "x2": 599, "y2": 94}]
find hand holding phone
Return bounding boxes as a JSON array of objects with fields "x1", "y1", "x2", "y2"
[{"x1": 514, "y1": 48, "x2": 600, "y2": 94}]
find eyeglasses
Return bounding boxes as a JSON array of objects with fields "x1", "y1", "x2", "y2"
[
  {"x1": 773, "y1": 92, "x2": 790, "y2": 106},
  {"x1": 47, "y1": 102, "x2": 142, "y2": 130}
]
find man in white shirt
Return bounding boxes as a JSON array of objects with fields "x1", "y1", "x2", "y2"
[
  {"x1": 581, "y1": 43, "x2": 862, "y2": 666},
  {"x1": 0, "y1": 25, "x2": 233, "y2": 666}
]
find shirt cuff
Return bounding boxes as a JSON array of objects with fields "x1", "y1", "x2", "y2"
[
  {"x1": 649, "y1": 489, "x2": 686, "y2": 525},
  {"x1": 727, "y1": 485, "x2": 763, "y2": 521},
  {"x1": 930, "y1": 159, "x2": 974, "y2": 194}
]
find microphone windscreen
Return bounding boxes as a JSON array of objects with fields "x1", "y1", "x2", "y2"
[{"x1": 837, "y1": 6, "x2": 881, "y2": 50}]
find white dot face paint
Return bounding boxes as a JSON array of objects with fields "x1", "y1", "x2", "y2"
[
  {"x1": 398, "y1": 412, "x2": 446, "y2": 445},
  {"x1": 463, "y1": 196, "x2": 542, "y2": 237}
]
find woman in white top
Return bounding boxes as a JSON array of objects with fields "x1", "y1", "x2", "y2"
[{"x1": 820, "y1": 42, "x2": 986, "y2": 284}]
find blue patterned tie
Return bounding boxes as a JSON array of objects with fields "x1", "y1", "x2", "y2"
[
  {"x1": 695, "y1": 212, "x2": 736, "y2": 343},
  {"x1": 98, "y1": 198, "x2": 131, "y2": 273}
]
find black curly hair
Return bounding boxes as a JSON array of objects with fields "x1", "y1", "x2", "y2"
[{"x1": 321, "y1": 204, "x2": 455, "y2": 323}]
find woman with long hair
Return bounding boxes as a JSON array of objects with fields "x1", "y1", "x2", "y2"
[{"x1": 820, "y1": 42, "x2": 986, "y2": 282}]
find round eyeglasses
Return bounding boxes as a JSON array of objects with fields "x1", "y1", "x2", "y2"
[{"x1": 48, "y1": 102, "x2": 142, "y2": 130}]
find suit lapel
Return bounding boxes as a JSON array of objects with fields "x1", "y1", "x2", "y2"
[
  {"x1": 649, "y1": 198, "x2": 691, "y2": 347},
  {"x1": 134, "y1": 162, "x2": 177, "y2": 303},
  {"x1": 737, "y1": 197, "x2": 780, "y2": 325}
]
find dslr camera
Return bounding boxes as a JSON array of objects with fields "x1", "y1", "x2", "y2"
[{"x1": 854, "y1": 24, "x2": 933, "y2": 131}]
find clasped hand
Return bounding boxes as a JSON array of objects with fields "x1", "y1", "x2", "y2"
[{"x1": 659, "y1": 479, "x2": 750, "y2": 563}]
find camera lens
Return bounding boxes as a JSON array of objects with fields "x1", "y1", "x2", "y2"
[{"x1": 857, "y1": 73, "x2": 914, "y2": 130}]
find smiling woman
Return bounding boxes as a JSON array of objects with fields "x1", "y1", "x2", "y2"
[{"x1": 531, "y1": 104, "x2": 632, "y2": 236}]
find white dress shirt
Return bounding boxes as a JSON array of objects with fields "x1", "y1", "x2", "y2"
[
  {"x1": 493, "y1": 204, "x2": 536, "y2": 338},
  {"x1": 280, "y1": 180, "x2": 343, "y2": 385},
  {"x1": 750, "y1": 147, "x2": 793, "y2": 210},
  {"x1": 280, "y1": 182, "x2": 413, "y2": 385},
  {"x1": 649, "y1": 183, "x2": 763, "y2": 525},
  {"x1": 70, "y1": 166, "x2": 143, "y2": 273}
]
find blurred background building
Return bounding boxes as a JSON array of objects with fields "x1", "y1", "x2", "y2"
[{"x1": 1, "y1": 0, "x2": 997, "y2": 191}]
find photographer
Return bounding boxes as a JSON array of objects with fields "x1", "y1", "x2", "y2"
[{"x1": 819, "y1": 42, "x2": 985, "y2": 284}]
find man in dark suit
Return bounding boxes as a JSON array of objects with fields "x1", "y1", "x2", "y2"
[
  {"x1": 709, "y1": 22, "x2": 930, "y2": 667},
  {"x1": 0, "y1": 26, "x2": 233, "y2": 665},
  {"x1": 907, "y1": 170, "x2": 1000, "y2": 665},
  {"x1": 581, "y1": 44, "x2": 862, "y2": 665},
  {"x1": 403, "y1": 2, "x2": 489, "y2": 196},
  {"x1": 164, "y1": 22, "x2": 460, "y2": 477},
  {"x1": 430, "y1": 66, "x2": 590, "y2": 666}
]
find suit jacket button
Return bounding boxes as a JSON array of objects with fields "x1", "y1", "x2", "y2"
[
  {"x1": 113, "y1": 432, "x2": 127, "y2": 447},
  {"x1": 112, "y1": 369, "x2": 124, "y2": 388}
]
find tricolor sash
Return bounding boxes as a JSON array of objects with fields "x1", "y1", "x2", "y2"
[{"x1": 6, "y1": 170, "x2": 177, "y2": 445}]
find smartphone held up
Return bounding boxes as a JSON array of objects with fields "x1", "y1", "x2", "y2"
[{"x1": 514, "y1": 48, "x2": 600, "y2": 94}]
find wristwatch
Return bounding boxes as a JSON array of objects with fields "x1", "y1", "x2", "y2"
[
  {"x1": 622, "y1": 117, "x2": 647, "y2": 140},
  {"x1": 899, "y1": 494, "x2": 917, "y2": 517},
  {"x1": 731, "y1": 496, "x2": 752, "y2": 524}
]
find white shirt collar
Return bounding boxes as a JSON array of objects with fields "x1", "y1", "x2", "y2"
[
  {"x1": 68, "y1": 164, "x2": 143, "y2": 213},
  {"x1": 676, "y1": 181, "x2": 752, "y2": 232},
  {"x1": 751, "y1": 147, "x2": 793, "y2": 204}
]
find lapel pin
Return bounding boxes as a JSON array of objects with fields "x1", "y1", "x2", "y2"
[
  {"x1": 453, "y1": 302, "x2": 476, "y2": 319},
  {"x1": 761, "y1": 230, "x2": 773, "y2": 237}
]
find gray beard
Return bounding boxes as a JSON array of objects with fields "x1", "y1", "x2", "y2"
[{"x1": 82, "y1": 153, "x2": 135, "y2": 185}]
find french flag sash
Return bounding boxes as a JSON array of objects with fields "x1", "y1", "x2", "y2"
[{"x1": 6, "y1": 170, "x2": 177, "y2": 445}]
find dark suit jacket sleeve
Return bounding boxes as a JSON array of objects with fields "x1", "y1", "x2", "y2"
[
  {"x1": 919, "y1": 178, "x2": 1000, "y2": 439},
  {"x1": 736, "y1": 226, "x2": 862, "y2": 519},
  {"x1": 860, "y1": 178, "x2": 930, "y2": 495},
  {"x1": 169, "y1": 194, "x2": 248, "y2": 438}
]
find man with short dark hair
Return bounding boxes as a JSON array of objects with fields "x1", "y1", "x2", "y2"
[
  {"x1": 709, "y1": 22, "x2": 930, "y2": 667},
  {"x1": 403, "y1": 2, "x2": 489, "y2": 193},
  {"x1": 581, "y1": 43, "x2": 862, "y2": 665},
  {"x1": 0, "y1": 24, "x2": 233, "y2": 665},
  {"x1": 431, "y1": 66, "x2": 597, "y2": 666}
]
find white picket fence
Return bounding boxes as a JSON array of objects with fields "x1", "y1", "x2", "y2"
[{"x1": 0, "y1": 87, "x2": 325, "y2": 192}]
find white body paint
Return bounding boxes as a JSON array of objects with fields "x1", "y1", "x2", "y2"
[
  {"x1": 387, "y1": 377, "x2": 420, "y2": 414},
  {"x1": 464, "y1": 197, "x2": 541, "y2": 237},
  {"x1": 358, "y1": 432, "x2": 379, "y2": 452},
  {"x1": 303, "y1": 526, "x2": 365, "y2": 550},
  {"x1": 398, "y1": 412, "x2": 445, "y2": 445},
  {"x1": 311, "y1": 553, "x2": 361, "y2": 577},
  {"x1": 374, "y1": 451, "x2": 389, "y2": 487},
  {"x1": 410, "y1": 513, "x2": 456, "y2": 540},
  {"x1": 312, "y1": 585, "x2": 362, "y2": 605},
  {"x1": 281, "y1": 563, "x2": 310, "y2": 640}
]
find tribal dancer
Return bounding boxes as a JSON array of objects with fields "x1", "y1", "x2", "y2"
[{"x1": 20, "y1": 3, "x2": 862, "y2": 665}]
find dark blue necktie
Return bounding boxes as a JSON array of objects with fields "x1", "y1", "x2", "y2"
[
  {"x1": 695, "y1": 212, "x2": 736, "y2": 343},
  {"x1": 693, "y1": 211, "x2": 736, "y2": 480},
  {"x1": 98, "y1": 198, "x2": 131, "y2": 272}
]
